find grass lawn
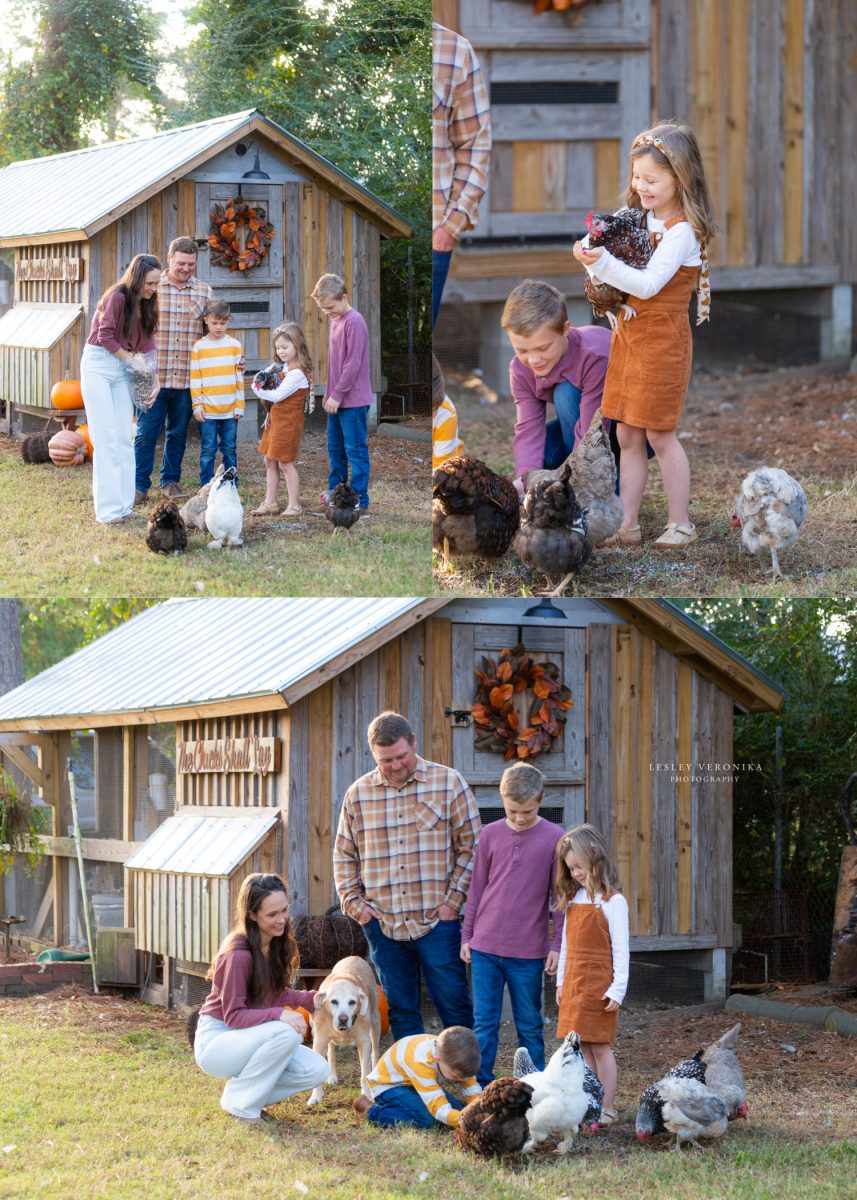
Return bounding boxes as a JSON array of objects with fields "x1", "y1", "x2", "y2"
[
  {"x1": 0, "y1": 422, "x2": 431, "y2": 597},
  {"x1": 435, "y1": 363, "x2": 857, "y2": 597},
  {"x1": 2, "y1": 988, "x2": 854, "y2": 1200}
]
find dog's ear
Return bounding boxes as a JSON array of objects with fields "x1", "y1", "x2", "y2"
[
  {"x1": 357, "y1": 989, "x2": 369, "y2": 1017},
  {"x1": 314, "y1": 991, "x2": 326, "y2": 1010}
]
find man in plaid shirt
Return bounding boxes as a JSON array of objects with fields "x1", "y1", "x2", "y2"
[
  {"x1": 432, "y1": 21, "x2": 491, "y2": 326},
  {"x1": 134, "y1": 237, "x2": 214, "y2": 504},
  {"x1": 334, "y1": 711, "x2": 481, "y2": 1040}
]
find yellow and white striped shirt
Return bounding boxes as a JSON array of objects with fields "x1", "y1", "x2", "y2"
[
  {"x1": 433, "y1": 395, "x2": 464, "y2": 469},
  {"x1": 367, "y1": 1034, "x2": 480, "y2": 1127},
  {"x1": 190, "y1": 334, "x2": 245, "y2": 418}
]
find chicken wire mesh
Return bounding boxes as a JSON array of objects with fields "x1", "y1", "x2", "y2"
[
  {"x1": 732, "y1": 888, "x2": 834, "y2": 984},
  {"x1": 380, "y1": 349, "x2": 432, "y2": 420}
]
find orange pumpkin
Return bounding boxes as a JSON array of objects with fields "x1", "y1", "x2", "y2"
[
  {"x1": 284, "y1": 1005, "x2": 313, "y2": 1044},
  {"x1": 50, "y1": 379, "x2": 84, "y2": 410},
  {"x1": 48, "y1": 429, "x2": 87, "y2": 466},
  {"x1": 377, "y1": 985, "x2": 390, "y2": 1036},
  {"x1": 77, "y1": 423, "x2": 94, "y2": 459}
]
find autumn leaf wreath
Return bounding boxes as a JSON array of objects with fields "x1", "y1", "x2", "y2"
[
  {"x1": 208, "y1": 197, "x2": 275, "y2": 272},
  {"x1": 471, "y1": 644, "x2": 573, "y2": 760}
]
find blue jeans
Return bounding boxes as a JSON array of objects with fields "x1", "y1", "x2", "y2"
[
  {"x1": 367, "y1": 1083, "x2": 464, "y2": 1129},
  {"x1": 470, "y1": 950, "x2": 546, "y2": 1086},
  {"x1": 432, "y1": 250, "x2": 454, "y2": 328},
  {"x1": 199, "y1": 417, "x2": 238, "y2": 486},
  {"x1": 363, "y1": 917, "x2": 473, "y2": 1041},
  {"x1": 135, "y1": 387, "x2": 193, "y2": 491},
  {"x1": 327, "y1": 404, "x2": 370, "y2": 508},
  {"x1": 543, "y1": 380, "x2": 582, "y2": 468}
]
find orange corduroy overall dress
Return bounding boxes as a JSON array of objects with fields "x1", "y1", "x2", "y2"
[
  {"x1": 599, "y1": 213, "x2": 700, "y2": 431},
  {"x1": 557, "y1": 901, "x2": 618, "y2": 1043}
]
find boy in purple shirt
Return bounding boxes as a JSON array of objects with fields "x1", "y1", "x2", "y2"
[
  {"x1": 460, "y1": 762, "x2": 564, "y2": 1086},
  {"x1": 312, "y1": 273, "x2": 372, "y2": 511},
  {"x1": 502, "y1": 278, "x2": 612, "y2": 495}
]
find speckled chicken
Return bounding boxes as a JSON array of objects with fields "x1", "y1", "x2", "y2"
[
  {"x1": 432, "y1": 455, "x2": 520, "y2": 569},
  {"x1": 522, "y1": 408, "x2": 623, "y2": 549},
  {"x1": 732, "y1": 467, "x2": 808, "y2": 577},
  {"x1": 145, "y1": 499, "x2": 187, "y2": 555},
  {"x1": 325, "y1": 482, "x2": 361, "y2": 534},
  {"x1": 636, "y1": 1075, "x2": 728, "y2": 1151},
  {"x1": 455, "y1": 1077, "x2": 534, "y2": 1158},
  {"x1": 514, "y1": 463, "x2": 590, "y2": 596},
  {"x1": 583, "y1": 207, "x2": 653, "y2": 330},
  {"x1": 514, "y1": 1045, "x2": 603, "y2": 1134},
  {"x1": 702, "y1": 1023, "x2": 748, "y2": 1121}
]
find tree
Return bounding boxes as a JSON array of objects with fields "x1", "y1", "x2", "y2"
[
  {"x1": 0, "y1": 600, "x2": 24, "y2": 697},
  {"x1": 0, "y1": 0, "x2": 163, "y2": 161},
  {"x1": 18, "y1": 599, "x2": 154, "y2": 678}
]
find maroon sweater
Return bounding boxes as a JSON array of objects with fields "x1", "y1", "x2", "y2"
[
  {"x1": 87, "y1": 289, "x2": 156, "y2": 356},
  {"x1": 200, "y1": 939, "x2": 316, "y2": 1029}
]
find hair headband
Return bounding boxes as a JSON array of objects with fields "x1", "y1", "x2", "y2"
[{"x1": 632, "y1": 132, "x2": 711, "y2": 324}]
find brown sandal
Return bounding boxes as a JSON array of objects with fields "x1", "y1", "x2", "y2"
[
  {"x1": 597, "y1": 525, "x2": 641, "y2": 549},
  {"x1": 598, "y1": 1109, "x2": 618, "y2": 1127},
  {"x1": 250, "y1": 503, "x2": 280, "y2": 516},
  {"x1": 652, "y1": 522, "x2": 698, "y2": 549}
]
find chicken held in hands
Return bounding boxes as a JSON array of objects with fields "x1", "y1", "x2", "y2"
[
  {"x1": 455, "y1": 1077, "x2": 534, "y2": 1158},
  {"x1": 514, "y1": 463, "x2": 590, "y2": 596},
  {"x1": 732, "y1": 467, "x2": 807, "y2": 577},
  {"x1": 583, "y1": 208, "x2": 653, "y2": 331},
  {"x1": 432, "y1": 454, "x2": 520, "y2": 570}
]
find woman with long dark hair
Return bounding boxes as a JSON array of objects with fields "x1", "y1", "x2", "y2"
[
  {"x1": 80, "y1": 253, "x2": 161, "y2": 523},
  {"x1": 194, "y1": 873, "x2": 328, "y2": 1125}
]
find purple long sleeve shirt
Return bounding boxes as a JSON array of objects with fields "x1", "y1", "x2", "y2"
[
  {"x1": 199, "y1": 941, "x2": 317, "y2": 1029},
  {"x1": 86, "y1": 289, "x2": 156, "y2": 356},
  {"x1": 460, "y1": 818, "x2": 564, "y2": 958},
  {"x1": 326, "y1": 307, "x2": 372, "y2": 408},
  {"x1": 510, "y1": 326, "x2": 612, "y2": 477}
]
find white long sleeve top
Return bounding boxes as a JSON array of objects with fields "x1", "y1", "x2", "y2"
[
  {"x1": 556, "y1": 888, "x2": 630, "y2": 1006},
  {"x1": 586, "y1": 212, "x2": 701, "y2": 301},
  {"x1": 251, "y1": 367, "x2": 309, "y2": 403}
]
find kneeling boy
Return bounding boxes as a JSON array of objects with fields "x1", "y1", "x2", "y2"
[{"x1": 353, "y1": 1026, "x2": 481, "y2": 1128}]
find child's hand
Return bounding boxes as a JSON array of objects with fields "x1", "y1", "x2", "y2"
[
  {"x1": 193, "y1": 408, "x2": 205, "y2": 423},
  {"x1": 602, "y1": 993, "x2": 620, "y2": 1012},
  {"x1": 544, "y1": 951, "x2": 559, "y2": 976},
  {"x1": 513, "y1": 476, "x2": 525, "y2": 499},
  {"x1": 573, "y1": 240, "x2": 603, "y2": 267},
  {"x1": 234, "y1": 413, "x2": 242, "y2": 421},
  {"x1": 555, "y1": 985, "x2": 562, "y2": 1004},
  {"x1": 460, "y1": 942, "x2": 471, "y2": 964}
]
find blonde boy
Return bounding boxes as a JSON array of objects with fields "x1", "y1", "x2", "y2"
[
  {"x1": 353, "y1": 1026, "x2": 481, "y2": 1128},
  {"x1": 190, "y1": 299, "x2": 244, "y2": 486},
  {"x1": 311, "y1": 273, "x2": 372, "y2": 511},
  {"x1": 460, "y1": 762, "x2": 564, "y2": 1085},
  {"x1": 502, "y1": 278, "x2": 611, "y2": 494}
]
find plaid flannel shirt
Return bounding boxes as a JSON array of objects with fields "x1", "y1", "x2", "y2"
[
  {"x1": 333, "y1": 755, "x2": 481, "y2": 941},
  {"x1": 432, "y1": 22, "x2": 492, "y2": 239},
  {"x1": 156, "y1": 273, "x2": 214, "y2": 388}
]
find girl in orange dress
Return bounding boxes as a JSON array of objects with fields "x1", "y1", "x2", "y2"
[
  {"x1": 555, "y1": 824, "x2": 629, "y2": 1127},
  {"x1": 250, "y1": 323, "x2": 313, "y2": 517},
  {"x1": 573, "y1": 121, "x2": 717, "y2": 549}
]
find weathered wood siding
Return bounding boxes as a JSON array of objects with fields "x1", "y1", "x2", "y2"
[
  {"x1": 0, "y1": 307, "x2": 85, "y2": 410},
  {"x1": 176, "y1": 712, "x2": 286, "y2": 809}
]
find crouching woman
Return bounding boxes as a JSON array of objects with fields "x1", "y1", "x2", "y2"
[{"x1": 194, "y1": 872, "x2": 328, "y2": 1125}]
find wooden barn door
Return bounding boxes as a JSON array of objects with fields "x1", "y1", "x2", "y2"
[
  {"x1": 454, "y1": 0, "x2": 651, "y2": 241},
  {"x1": 450, "y1": 621, "x2": 585, "y2": 832}
]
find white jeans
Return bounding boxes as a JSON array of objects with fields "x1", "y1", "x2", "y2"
[
  {"x1": 80, "y1": 343, "x2": 136, "y2": 523},
  {"x1": 194, "y1": 1013, "x2": 328, "y2": 1119}
]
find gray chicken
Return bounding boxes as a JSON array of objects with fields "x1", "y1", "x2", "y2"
[
  {"x1": 702, "y1": 1023, "x2": 748, "y2": 1121},
  {"x1": 731, "y1": 467, "x2": 808, "y2": 577},
  {"x1": 522, "y1": 408, "x2": 623, "y2": 549},
  {"x1": 514, "y1": 463, "x2": 590, "y2": 596},
  {"x1": 636, "y1": 1075, "x2": 728, "y2": 1151},
  {"x1": 145, "y1": 499, "x2": 187, "y2": 555},
  {"x1": 179, "y1": 472, "x2": 218, "y2": 533}
]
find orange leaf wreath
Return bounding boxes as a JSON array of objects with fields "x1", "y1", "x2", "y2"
[
  {"x1": 208, "y1": 197, "x2": 275, "y2": 272},
  {"x1": 471, "y1": 644, "x2": 573, "y2": 760}
]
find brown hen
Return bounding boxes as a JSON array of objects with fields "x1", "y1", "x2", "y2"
[
  {"x1": 583, "y1": 208, "x2": 653, "y2": 330},
  {"x1": 432, "y1": 455, "x2": 520, "y2": 570},
  {"x1": 456, "y1": 1077, "x2": 534, "y2": 1158}
]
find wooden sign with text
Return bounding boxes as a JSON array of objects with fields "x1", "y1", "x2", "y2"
[
  {"x1": 16, "y1": 257, "x2": 84, "y2": 282},
  {"x1": 176, "y1": 736, "x2": 281, "y2": 777}
]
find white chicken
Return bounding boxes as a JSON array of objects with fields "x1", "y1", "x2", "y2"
[
  {"x1": 514, "y1": 1043, "x2": 603, "y2": 1134},
  {"x1": 521, "y1": 408, "x2": 623, "y2": 549},
  {"x1": 636, "y1": 1075, "x2": 728, "y2": 1151},
  {"x1": 514, "y1": 1032, "x2": 590, "y2": 1153},
  {"x1": 732, "y1": 467, "x2": 808, "y2": 577},
  {"x1": 701, "y1": 1023, "x2": 748, "y2": 1121},
  {"x1": 205, "y1": 465, "x2": 244, "y2": 549}
]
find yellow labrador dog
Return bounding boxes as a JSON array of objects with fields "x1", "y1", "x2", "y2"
[{"x1": 307, "y1": 955, "x2": 381, "y2": 1106}]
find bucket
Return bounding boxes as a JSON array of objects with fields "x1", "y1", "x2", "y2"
[
  {"x1": 149, "y1": 773, "x2": 171, "y2": 811},
  {"x1": 91, "y1": 891, "x2": 124, "y2": 929}
]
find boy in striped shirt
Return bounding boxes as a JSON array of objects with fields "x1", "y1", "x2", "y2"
[
  {"x1": 353, "y1": 1027, "x2": 481, "y2": 1128},
  {"x1": 190, "y1": 300, "x2": 245, "y2": 485}
]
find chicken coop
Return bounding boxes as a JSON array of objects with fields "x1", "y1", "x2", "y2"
[
  {"x1": 434, "y1": 0, "x2": 857, "y2": 391},
  {"x1": 0, "y1": 596, "x2": 783, "y2": 1009},
  {"x1": 0, "y1": 109, "x2": 412, "y2": 436}
]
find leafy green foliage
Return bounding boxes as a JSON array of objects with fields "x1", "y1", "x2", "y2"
[
  {"x1": 0, "y1": 0, "x2": 163, "y2": 160},
  {"x1": 18, "y1": 600, "x2": 154, "y2": 678},
  {"x1": 0, "y1": 768, "x2": 49, "y2": 874}
]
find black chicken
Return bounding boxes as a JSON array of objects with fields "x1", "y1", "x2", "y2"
[
  {"x1": 514, "y1": 463, "x2": 590, "y2": 596},
  {"x1": 185, "y1": 1006, "x2": 200, "y2": 1049},
  {"x1": 145, "y1": 499, "x2": 188, "y2": 555},
  {"x1": 325, "y1": 482, "x2": 361, "y2": 534},
  {"x1": 583, "y1": 207, "x2": 653, "y2": 330},
  {"x1": 455, "y1": 1077, "x2": 534, "y2": 1158},
  {"x1": 254, "y1": 362, "x2": 284, "y2": 391},
  {"x1": 432, "y1": 455, "x2": 520, "y2": 570}
]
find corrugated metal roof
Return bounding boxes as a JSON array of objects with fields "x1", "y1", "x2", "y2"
[
  {"x1": 0, "y1": 109, "x2": 409, "y2": 240},
  {"x1": 0, "y1": 597, "x2": 426, "y2": 722},
  {"x1": 0, "y1": 303, "x2": 83, "y2": 349},
  {"x1": 125, "y1": 810, "x2": 279, "y2": 876}
]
